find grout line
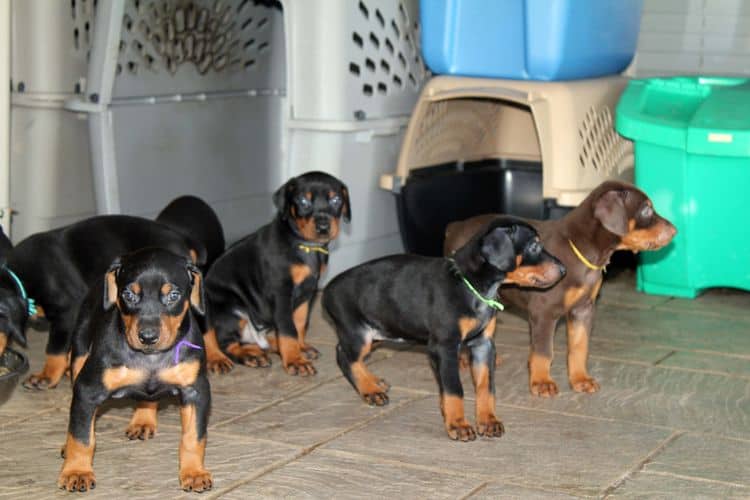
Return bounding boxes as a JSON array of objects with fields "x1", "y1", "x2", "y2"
[
  {"x1": 652, "y1": 350, "x2": 677, "y2": 366},
  {"x1": 0, "y1": 406, "x2": 63, "y2": 430},
  {"x1": 459, "y1": 481, "x2": 490, "y2": 500},
  {"x1": 640, "y1": 470, "x2": 750, "y2": 490},
  {"x1": 600, "y1": 429, "x2": 685, "y2": 498},
  {"x1": 206, "y1": 394, "x2": 428, "y2": 498}
]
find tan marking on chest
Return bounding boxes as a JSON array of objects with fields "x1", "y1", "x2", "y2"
[
  {"x1": 458, "y1": 316, "x2": 479, "y2": 340},
  {"x1": 102, "y1": 366, "x2": 148, "y2": 391},
  {"x1": 482, "y1": 316, "x2": 497, "y2": 339},
  {"x1": 159, "y1": 359, "x2": 201, "y2": 387},
  {"x1": 290, "y1": 263, "x2": 312, "y2": 285}
]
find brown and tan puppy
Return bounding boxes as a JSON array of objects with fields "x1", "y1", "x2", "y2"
[{"x1": 444, "y1": 181, "x2": 676, "y2": 397}]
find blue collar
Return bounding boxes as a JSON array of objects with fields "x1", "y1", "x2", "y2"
[{"x1": 3, "y1": 267, "x2": 37, "y2": 316}]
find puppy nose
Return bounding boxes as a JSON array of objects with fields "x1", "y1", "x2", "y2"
[
  {"x1": 315, "y1": 216, "x2": 330, "y2": 232},
  {"x1": 138, "y1": 328, "x2": 159, "y2": 345}
]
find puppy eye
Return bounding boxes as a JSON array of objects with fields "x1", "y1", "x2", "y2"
[
  {"x1": 527, "y1": 240, "x2": 542, "y2": 255},
  {"x1": 121, "y1": 289, "x2": 139, "y2": 304},
  {"x1": 165, "y1": 290, "x2": 181, "y2": 304},
  {"x1": 641, "y1": 205, "x2": 654, "y2": 218},
  {"x1": 329, "y1": 195, "x2": 342, "y2": 209},
  {"x1": 297, "y1": 197, "x2": 312, "y2": 210}
]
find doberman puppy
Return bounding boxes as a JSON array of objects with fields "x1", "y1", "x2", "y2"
[
  {"x1": 322, "y1": 217, "x2": 565, "y2": 441},
  {"x1": 156, "y1": 195, "x2": 234, "y2": 373},
  {"x1": 60, "y1": 248, "x2": 211, "y2": 493},
  {"x1": 4, "y1": 213, "x2": 207, "y2": 390},
  {"x1": 0, "y1": 226, "x2": 27, "y2": 355},
  {"x1": 205, "y1": 171, "x2": 350, "y2": 376},
  {"x1": 444, "y1": 181, "x2": 676, "y2": 397}
]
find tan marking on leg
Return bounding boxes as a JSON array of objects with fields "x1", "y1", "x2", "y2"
[
  {"x1": 225, "y1": 342, "x2": 270, "y2": 367},
  {"x1": 290, "y1": 263, "x2": 312, "y2": 285},
  {"x1": 563, "y1": 286, "x2": 586, "y2": 311},
  {"x1": 528, "y1": 352, "x2": 558, "y2": 397},
  {"x1": 158, "y1": 360, "x2": 200, "y2": 387},
  {"x1": 590, "y1": 278, "x2": 603, "y2": 302},
  {"x1": 178, "y1": 405, "x2": 212, "y2": 492},
  {"x1": 125, "y1": 401, "x2": 158, "y2": 440},
  {"x1": 24, "y1": 353, "x2": 69, "y2": 389},
  {"x1": 483, "y1": 316, "x2": 497, "y2": 338},
  {"x1": 278, "y1": 335, "x2": 316, "y2": 376},
  {"x1": 58, "y1": 414, "x2": 97, "y2": 492},
  {"x1": 458, "y1": 316, "x2": 478, "y2": 340},
  {"x1": 71, "y1": 354, "x2": 89, "y2": 383},
  {"x1": 567, "y1": 318, "x2": 599, "y2": 393},
  {"x1": 293, "y1": 301, "x2": 319, "y2": 360},
  {"x1": 189, "y1": 249, "x2": 198, "y2": 264},
  {"x1": 471, "y1": 363, "x2": 504, "y2": 437},
  {"x1": 441, "y1": 394, "x2": 475, "y2": 441},
  {"x1": 203, "y1": 328, "x2": 233, "y2": 373},
  {"x1": 0, "y1": 334, "x2": 6, "y2": 355},
  {"x1": 102, "y1": 366, "x2": 148, "y2": 392}
]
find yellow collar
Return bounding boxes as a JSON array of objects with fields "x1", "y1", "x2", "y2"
[
  {"x1": 568, "y1": 239, "x2": 606, "y2": 272},
  {"x1": 298, "y1": 244, "x2": 329, "y2": 255}
]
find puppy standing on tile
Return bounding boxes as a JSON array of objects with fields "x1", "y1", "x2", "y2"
[
  {"x1": 60, "y1": 248, "x2": 211, "y2": 493},
  {"x1": 444, "y1": 181, "x2": 676, "y2": 397},
  {"x1": 323, "y1": 218, "x2": 565, "y2": 441},
  {"x1": 205, "y1": 171, "x2": 350, "y2": 376}
]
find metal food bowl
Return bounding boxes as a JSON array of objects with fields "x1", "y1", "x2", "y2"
[{"x1": 0, "y1": 347, "x2": 29, "y2": 406}]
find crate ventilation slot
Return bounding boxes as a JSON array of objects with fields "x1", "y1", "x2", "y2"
[
  {"x1": 351, "y1": 1, "x2": 427, "y2": 99},
  {"x1": 578, "y1": 107, "x2": 630, "y2": 174},
  {"x1": 117, "y1": 0, "x2": 274, "y2": 76}
]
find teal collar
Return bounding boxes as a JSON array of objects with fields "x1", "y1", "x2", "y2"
[
  {"x1": 3, "y1": 267, "x2": 37, "y2": 316},
  {"x1": 447, "y1": 259, "x2": 504, "y2": 311}
]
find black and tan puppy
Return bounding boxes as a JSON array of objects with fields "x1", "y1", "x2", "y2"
[
  {"x1": 60, "y1": 248, "x2": 211, "y2": 493},
  {"x1": 444, "y1": 181, "x2": 676, "y2": 397},
  {"x1": 0, "y1": 226, "x2": 28, "y2": 355},
  {"x1": 205, "y1": 171, "x2": 350, "y2": 376},
  {"x1": 322, "y1": 217, "x2": 565, "y2": 441}
]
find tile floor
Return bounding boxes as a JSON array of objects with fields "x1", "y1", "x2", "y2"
[{"x1": 0, "y1": 270, "x2": 748, "y2": 499}]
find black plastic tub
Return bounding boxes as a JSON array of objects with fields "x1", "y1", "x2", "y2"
[
  {"x1": 0, "y1": 347, "x2": 29, "y2": 406},
  {"x1": 395, "y1": 158, "x2": 545, "y2": 256}
]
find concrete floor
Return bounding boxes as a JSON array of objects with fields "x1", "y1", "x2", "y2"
[{"x1": 1, "y1": 269, "x2": 749, "y2": 499}]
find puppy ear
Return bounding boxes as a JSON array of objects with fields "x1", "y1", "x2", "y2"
[
  {"x1": 341, "y1": 184, "x2": 352, "y2": 223},
  {"x1": 273, "y1": 178, "x2": 296, "y2": 219},
  {"x1": 186, "y1": 262, "x2": 205, "y2": 316},
  {"x1": 103, "y1": 258, "x2": 122, "y2": 311},
  {"x1": 479, "y1": 226, "x2": 516, "y2": 271},
  {"x1": 594, "y1": 190, "x2": 629, "y2": 236}
]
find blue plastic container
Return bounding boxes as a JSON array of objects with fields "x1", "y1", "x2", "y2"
[{"x1": 420, "y1": 0, "x2": 644, "y2": 80}]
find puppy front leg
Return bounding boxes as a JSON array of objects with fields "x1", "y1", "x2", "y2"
[
  {"x1": 528, "y1": 314, "x2": 559, "y2": 397},
  {"x1": 275, "y1": 299, "x2": 316, "y2": 377},
  {"x1": 428, "y1": 339, "x2": 474, "y2": 441},
  {"x1": 567, "y1": 303, "x2": 599, "y2": 393},
  {"x1": 59, "y1": 382, "x2": 103, "y2": 492},
  {"x1": 178, "y1": 375, "x2": 212, "y2": 493},
  {"x1": 468, "y1": 318, "x2": 504, "y2": 437}
]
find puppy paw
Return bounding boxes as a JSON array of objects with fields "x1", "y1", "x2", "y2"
[
  {"x1": 476, "y1": 416, "x2": 505, "y2": 438},
  {"x1": 23, "y1": 372, "x2": 62, "y2": 391},
  {"x1": 570, "y1": 375, "x2": 600, "y2": 393},
  {"x1": 530, "y1": 378, "x2": 559, "y2": 397},
  {"x1": 283, "y1": 358, "x2": 316, "y2": 376},
  {"x1": 206, "y1": 353, "x2": 234, "y2": 374},
  {"x1": 179, "y1": 468, "x2": 213, "y2": 493},
  {"x1": 300, "y1": 343, "x2": 320, "y2": 360},
  {"x1": 239, "y1": 352, "x2": 272, "y2": 368},
  {"x1": 361, "y1": 390, "x2": 389, "y2": 406},
  {"x1": 446, "y1": 420, "x2": 476, "y2": 442},
  {"x1": 125, "y1": 422, "x2": 156, "y2": 440},
  {"x1": 58, "y1": 469, "x2": 96, "y2": 492}
]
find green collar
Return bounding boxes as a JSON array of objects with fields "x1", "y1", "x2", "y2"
[
  {"x1": 3, "y1": 266, "x2": 37, "y2": 316},
  {"x1": 447, "y1": 259, "x2": 504, "y2": 311}
]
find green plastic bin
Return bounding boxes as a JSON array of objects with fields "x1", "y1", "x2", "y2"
[{"x1": 616, "y1": 76, "x2": 750, "y2": 298}]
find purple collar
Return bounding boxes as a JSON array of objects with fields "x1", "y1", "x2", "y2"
[{"x1": 174, "y1": 338, "x2": 202, "y2": 364}]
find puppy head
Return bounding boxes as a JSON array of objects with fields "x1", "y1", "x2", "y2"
[
  {"x1": 103, "y1": 248, "x2": 204, "y2": 353},
  {"x1": 592, "y1": 181, "x2": 677, "y2": 252},
  {"x1": 273, "y1": 171, "x2": 351, "y2": 244},
  {"x1": 474, "y1": 218, "x2": 566, "y2": 289},
  {"x1": 0, "y1": 287, "x2": 28, "y2": 349}
]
